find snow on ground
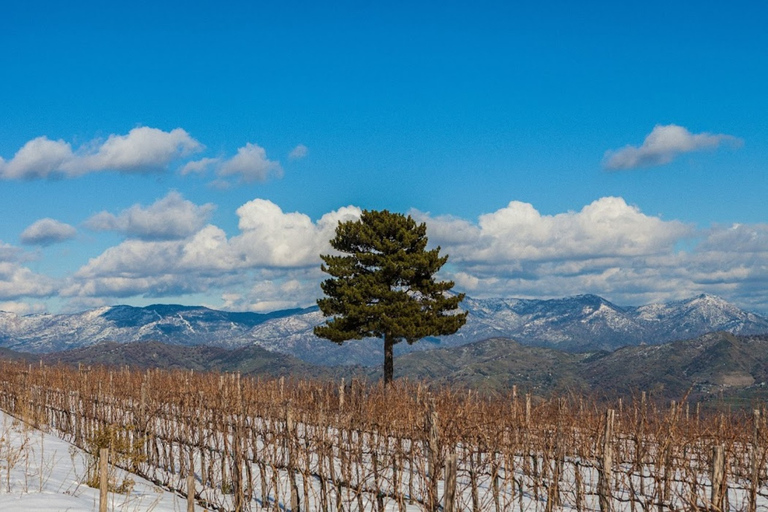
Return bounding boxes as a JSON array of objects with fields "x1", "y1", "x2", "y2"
[
  {"x1": 0, "y1": 410, "x2": 202, "y2": 512},
  {"x1": 3, "y1": 406, "x2": 766, "y2": 511}
]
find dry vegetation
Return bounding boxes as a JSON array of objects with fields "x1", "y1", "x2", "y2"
[{"x1": 0, "y1": 359, "x2": 766, "y2": 511}]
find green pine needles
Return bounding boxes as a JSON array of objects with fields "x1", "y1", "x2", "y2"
[{"x1": 315, "y1": 209, "x2": 467, "y2": 384}]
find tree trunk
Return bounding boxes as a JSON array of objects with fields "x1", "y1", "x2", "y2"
[{"x1": 383, "y1": 336, "x2": 395, "y2": 385}]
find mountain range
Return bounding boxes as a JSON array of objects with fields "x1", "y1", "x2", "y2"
[
  {"x1": 389, "y1": 332, "x2": 768, "y2": 405},
  {"x1": 1, "y1": 293, "x2": 767, "y2": 367}
]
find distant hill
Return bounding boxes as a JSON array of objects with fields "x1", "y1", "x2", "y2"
[
  {"x1": 1, "y1": 294, "x2": 767, "y2": 366},
  {"x1": 2, "y1": 332, "x2": 765, "y2": 408},
  {"x1": 384, "y1": 332, "x2": 768, "y2": 407},
  {"x1": 582, "y1": 332, "x2": 768, "y2": 404},
  {"x1": 0, "y1": 346, "x2": 36, "y2": 363},
  {"x1": 38, "y1": 340, "x2": 354, "y2": 380}
]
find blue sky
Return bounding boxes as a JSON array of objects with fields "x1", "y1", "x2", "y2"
[{"x1": 1, "y1": 0, "x2": 767, "y2": 315}]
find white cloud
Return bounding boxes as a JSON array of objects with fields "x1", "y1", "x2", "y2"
[
  {"x1": 0, "y1": 242, "x2": 55, "y2": 300},
  {"x1": 66, "y1": 127, "x2": 202, "y2": 174},
  {"x1": 697, "y1": 223, "x2": 768, "y2": 254},
  {"x1": 230, "y1": 199, "x2": 361, "y2": 267},
  {"x1": 420, "y1": 197, "x2": 692, "y2": 265},
  {"x1": 63, "y1": 273, "x2": 209, "y2": 299},
  {"x1": 179, "y1": 225, "x2": 238, "y2": 272},
  {"x1": 0, "y1": 137, "x2": 74, "y2": 179},
  {"x1": 603, "y1": 124, "x2": 741, "y2": 170},
  {"x1": 65, "y1": 199, "x2": 360, "y2": 300},
  {"x1": 218, "y1": 143, "x2": 283, "y2": 183},
  {"x1": 415, "y1": 198, "x2": 729, "y2": 306},
  {"x1": 409, "y1": 211, "x2": 480, "y2": 248},
  {"x1": 182, "y1": 142, "x2": 284, "y2": 185},
  {"x1": 420, "y1": 210, "x2": 768, "y2": 313},
  {"x1": 0, "y1": 130, "x2": 291, "y2": 186},
  {"x1": 218, "y1": 269, "x2": 324, "y2": 312},
  {"x1": 85, "y1": 191, "x2": 215, "y2": 241},
  {"x1": 0, "y1": 301, "x2": 47, "y2": 315},
  {"x1": 0, "y1": 242, "x2": 24, "y2": 263},
  {"x1": 20, "y1": 218, "x2": 77, "y2": 246},
  {"x1": 179, "y1": 157, "x2": 219, "y2": 175},
  {"x1": 288, "y1": 144, "x2": 308, "y2": 160},
  {"x1": 0, "y1": 262, "x2": 55, "y2": 300},
  {"x1": 0, "y1": 127, "x2": 202, "y2": 179},
  {"x1": 57, "y1": 197, "x2": 768, "y2": 314}
]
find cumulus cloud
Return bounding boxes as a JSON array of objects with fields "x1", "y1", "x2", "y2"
[
  {"x1": 0, "y1": 137, "x2": 73, "y2": 179},
  {"x1": 65, "y1": 199, "x2": 360, "y2": 300},
  {"x1": 85, "y1": 191, "x2": 215, "y2": 241},
  {"x1": 0, "y1": 130, "x2": 290, "y2": 185},
  {"x1": 57, "y1": 197, "x2": 768, "y2": 315},
  {"x1": 414, "y1": 204, "x2": 768, "y2": 313},
  {"x1": 697, "y1": 223, "x2": 768, "y2": 254},
  {"x1": 0, "y1": 243, "x2": 24, "y2": 264},
  {"x1": 414, "y1": 198, "x2": 722, "y2": 306},
  {"x1": 288, "y1": 144, "x2": 308, "y2": 160},
  {"x1": 417, "y1": 197, "x2": 693, "y2": 265},
  {"x1": 603, "y1": 124, "x2": 741, "y2": 170},
  {"x1": 20, "y1": 218, "x2": 77, "y2": 246},
  {"x1": 69, "y1": 127, "x2": 202, "y2": 174},
  {"x1": 218, "y1": 143, "x2": 283, "y2": 183},
  {"x1": 218, "y1": 268, "x2": 324, "y2": 312},
  {"x1": 0, "y1": 242, "x2": 21, "y2": 263},
  {"x1": 0, "y1": 301, "x2": 47, "y2": 315},
  {"x1": 0, "y1": 243, "x2": 55, "y2": 300},
  {"x1": 179, "y1": 157, "x2": 218, "y2": 175},
  {"x1": 182, "y1": 142, "x2": 284, "y2": 185},
  {"x1": 63, "y1": 228, "x2": 243, "y2": 300},
  {"x1": 0, "y1": 127, "x2": 202, "y2": 179},
  {"x1": 230, "y1": 199, "x2": 361, "y2": 267}
]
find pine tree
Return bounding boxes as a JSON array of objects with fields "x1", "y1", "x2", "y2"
[{"x1": 314, "y1": 209, "x2": 467, "y2": 384}]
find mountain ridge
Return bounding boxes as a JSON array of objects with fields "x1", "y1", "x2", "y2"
[
  {"x1": 1, "y1": 293, "x2": 767, "y2": 366},
  {"x1": 383, "y1": 331, "x2": 768, "y2": 407}
]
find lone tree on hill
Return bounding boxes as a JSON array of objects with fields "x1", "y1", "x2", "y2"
[{"x1": 314, "y1": 209, "x2": 467, "y2": 385}]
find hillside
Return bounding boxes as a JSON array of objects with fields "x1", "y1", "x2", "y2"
[
  {"x1": 383, "y1": 332, "x2": 768, "y2": 406},
  {"x1": 39, "y1": 339, "x2": 354, "y2": 380},
  {"x1": 381, "y1": 337, "x2": 593, "y2": 395},
  {"x1": 582, "y1": 332, "x2": 768, "y2": 405}
]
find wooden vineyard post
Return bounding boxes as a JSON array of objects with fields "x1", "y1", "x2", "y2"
[
  {"x1": 427, "y1": 399, "x2": 440, "y2": 511},
  {"x1": 599, "y1": 409, "x2": 615, "y2": 512},
  {"x1": 749, "y1": 409, "x2": 760, "y2": 512},
  {"x1": 525, "y1": 393, "x2": 531, "y2": 426},
  {"x1": 99, "y1": 447, "x2": 109, "y2": 512},
  {"x1": 711, "y1": 444, "x2": 726, "y2": 512},
  {"x1": 187, "y1": 474, "x2": 196, "y2": 512},
  {"x1": 512, "y1": 385, "x2": 517, "y2": 421},
  {"x1": 71, "y1": 390, "x2": 82, "y2": 448},
  {"x1": 233, "y1": 374, "x2": 245, "y2": 512},
  {"x1": 317, "y1": 410, "x2": 329, "y2": 512},
  {"x1": 546, "y1": 400, "x2": 564, "y2": 512},
  {"x1": 140, "y1": 380, "x2": 148, "y2": 462},
  {"x1": 444, "y1": 449, "x2": 457, "y2": 512},
  {"x1": 525, "y1": 393, "x2": 536, "y2": 500},
  {"x1": 287, "y1": 404, "x2": 300, "y2": 512},
  {"x1": 574, "y1": 460, "x2": 584, "y2": 512}
]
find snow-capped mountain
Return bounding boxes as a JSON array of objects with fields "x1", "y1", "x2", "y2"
[
  {"x1": 1, "y1": 294, "x2": 767, "y2": 366},
  {"x1": 447, "y1": 294, "x2": 768, "y2": 352},
  {"x1": 0, "y1": 304, "x2": 308, "y2": 353}
]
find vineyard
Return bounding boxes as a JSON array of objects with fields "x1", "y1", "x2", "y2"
[{"x1": 0, "y1": 359, "x2": 766, "y2": 511}]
